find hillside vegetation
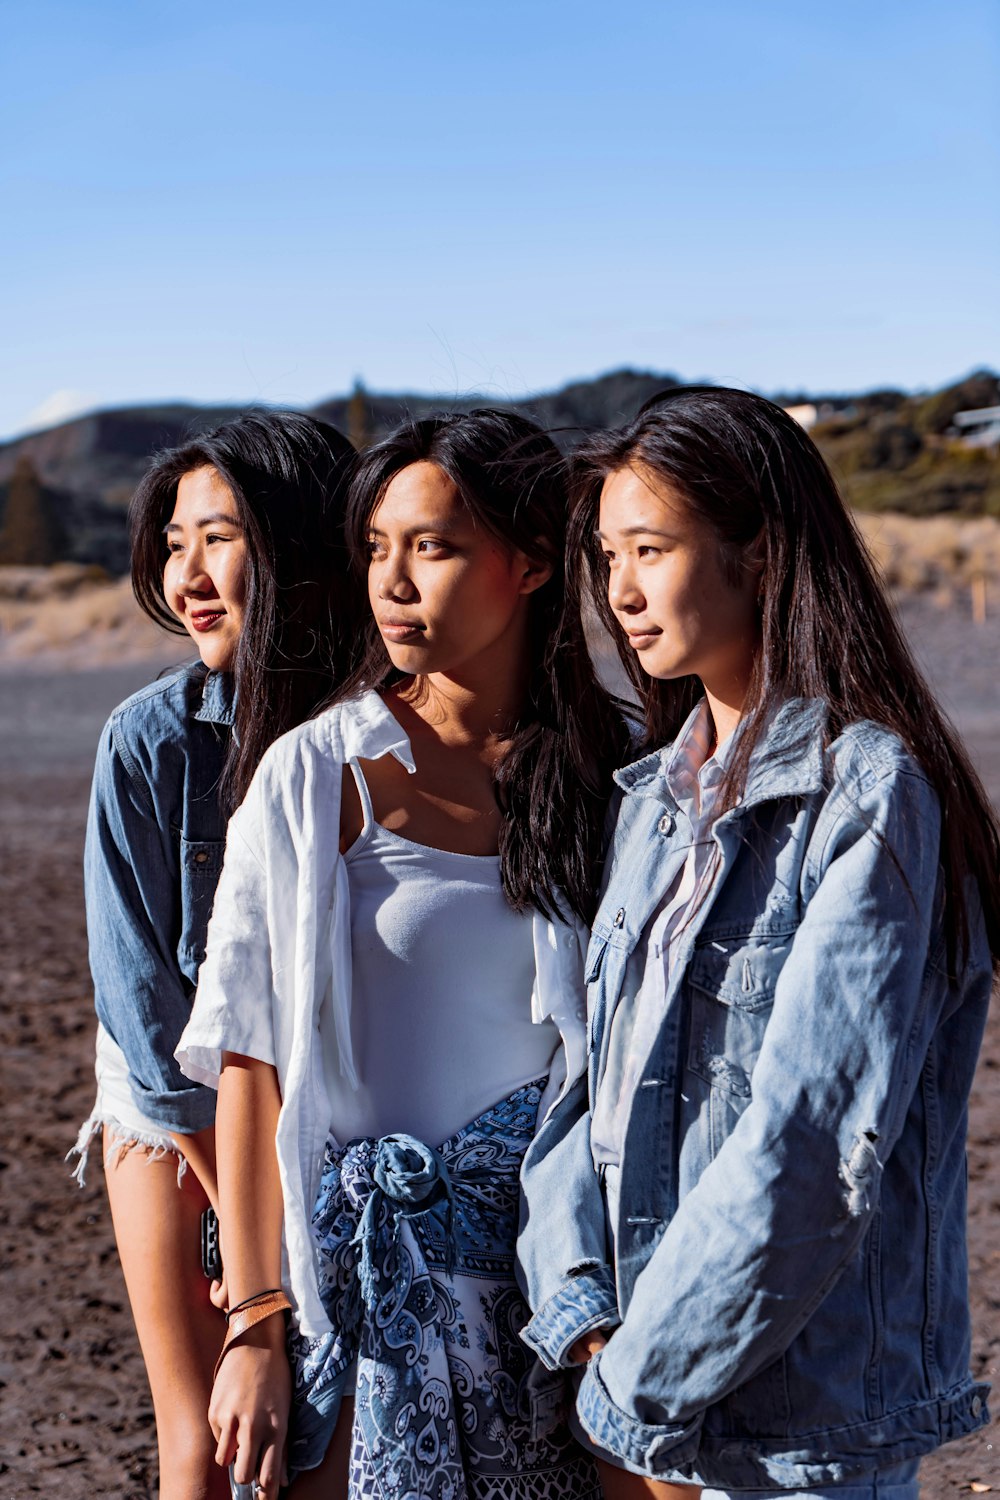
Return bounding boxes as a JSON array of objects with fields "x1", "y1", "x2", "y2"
[
  {"x1": 808, "y1": 369, "x2": 1000, "y2": 518},
  {"x1": 0, "y1": 369, "x2": 996, "y2": 569}
]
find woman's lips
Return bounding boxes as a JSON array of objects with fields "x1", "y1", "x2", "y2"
[
  {"x1": 379, "y1": 620, "x2": 425, "y2": 641},
  {"x1": 627, "y1": 628, "x2": 662, "y2": 650},
  {"x1": 189, "y1": 610, "x2": 226, "y2": 632}
]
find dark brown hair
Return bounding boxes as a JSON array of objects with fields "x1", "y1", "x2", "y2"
[
  {"x1": 569, "y1": 384, "x2": 1000, "y2": 969},
  {"x1": 130, "y1": 410, "x2": 359, "y2": 812},
  {"x1": 334, "y1": 408, "x2": 632, "y2": 923}
]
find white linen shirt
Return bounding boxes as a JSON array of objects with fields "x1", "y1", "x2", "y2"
[{"x1": 176, "y1": 689, "x2": 589, "y2": 1338}]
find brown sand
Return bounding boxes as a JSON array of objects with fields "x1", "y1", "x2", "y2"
[{"x1": 0, "y1": 603, "x2": 997, "y2": 1497}]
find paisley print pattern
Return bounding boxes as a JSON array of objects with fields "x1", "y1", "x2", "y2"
[{"x1": 288, "y1": 1079, "x2": 600, "y2": 1498}]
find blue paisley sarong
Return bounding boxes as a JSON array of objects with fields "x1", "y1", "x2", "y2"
[{"x1": 288, "y1": 1078, "x2": 600, "y2": 1499}]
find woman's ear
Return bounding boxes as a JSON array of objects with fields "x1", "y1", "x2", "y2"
[{"x1": 515, "y1": 548, "x2": 554, "y2": 597}]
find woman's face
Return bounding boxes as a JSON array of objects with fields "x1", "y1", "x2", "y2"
[
  {"x1": 598, "y1": 463, "x2": 760, "y2": 703},
  {"x1": 163, "y1": 465, "x2": 247, "y2": 672},
  {"x1": 366, "y1": 460, "x2": 550, "y2": 683}
]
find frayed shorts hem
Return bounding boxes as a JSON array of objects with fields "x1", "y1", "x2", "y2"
[{"x1": 67, "y1": 1111, "x2": 186, "y2": 1189}]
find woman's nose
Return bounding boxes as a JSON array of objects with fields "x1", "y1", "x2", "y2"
[
  {"x1": 176, "y1": 548, "x2": 212, "y2": 594},
  {"x1": 608, "y1": 563, "x2": 643, "y2": 613},
  {"x1": 376, "y1": 555, "x2": 415, "y2": 601}
]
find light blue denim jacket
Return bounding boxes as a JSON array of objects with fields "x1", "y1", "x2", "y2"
[
  {"x1": 85, "y1": 663, "x2": 233, "y2": 1133},
  {"x1": 517, "y1": 699, "x2": 992, "y2": 1490}
]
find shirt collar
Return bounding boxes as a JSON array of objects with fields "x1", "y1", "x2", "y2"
[
  {"x1": 192, "y1": 669, "x2": 236, "y2": 728},
  {"x1": 662, "y1": 699, "x2": 737, "y2": 808},
  {"x1": 615, "y1": 696, "x2": 827, "y2": 809},
  {"x1": 331, "y1": 688, "x2": 417, "y2": 773}
]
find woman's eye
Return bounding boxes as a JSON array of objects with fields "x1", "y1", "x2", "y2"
[
  {"x1": 416, "y1": 538, "x2": 449, "y2": 555},
  {"x1": 637, "y1": 545, "x2": 659, "y2": 558},
  {"x1": 166, "y1": 541, "x2": 184, "y2": 555}
]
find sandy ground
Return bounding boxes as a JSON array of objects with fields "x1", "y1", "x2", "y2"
[{"x1": 0, "y1": 601, "x2": 998, "y2": 1497}]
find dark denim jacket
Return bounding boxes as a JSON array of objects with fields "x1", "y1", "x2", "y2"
[
  {"x1": 518, "y1": 700, "x2": 992, "y2": 1489},
  {"x1": 85, "y1": 663, "x2": 233, "y2": 1133}
]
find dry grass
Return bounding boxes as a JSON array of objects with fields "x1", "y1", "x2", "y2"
[
  {"x1": 3, "y1": 512, "x2": 1000, "y2": 668},
  {"x1": 856, "y1": 511, "x2": 1000, "y2": 609},
  {"x1": 0, "y1": 567, "x2": 182, "y2": 668}
]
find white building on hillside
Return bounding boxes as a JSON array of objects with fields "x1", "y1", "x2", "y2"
[{"x1": 952, "y1": 406, "x2": 1000, "y2": 449}]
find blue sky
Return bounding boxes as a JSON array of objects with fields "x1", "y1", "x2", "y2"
[{"x1": 1, "y1": 0, "x2": 997, "y2": 438}]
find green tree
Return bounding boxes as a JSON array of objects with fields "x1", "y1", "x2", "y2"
[
  {"x1": 0, "y1": 455, "x2": 66, "y2": 565},
  {"x1": 347, "y1": 379, "x2": 373, "y2": 452}
]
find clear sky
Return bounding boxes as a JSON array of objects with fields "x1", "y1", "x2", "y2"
[{"x1": 1, "y1": 0, "x2": 998, "y2": 438}]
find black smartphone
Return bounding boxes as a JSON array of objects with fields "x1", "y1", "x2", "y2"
[{"x1": 201, "y1": 1205, "x2": 223, "y2": 1282}]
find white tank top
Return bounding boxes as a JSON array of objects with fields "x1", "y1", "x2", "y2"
[{"x1": 324, "y1": 760, "x2": 558, "y2": 1147}]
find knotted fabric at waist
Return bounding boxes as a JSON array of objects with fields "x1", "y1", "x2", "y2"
[
  {"x1": 342, "y1": 1130, "x2": 496, "y2": 1309},
  {"x1": 287, "y1": 1076, "x2": 601, "y2": 1497}
]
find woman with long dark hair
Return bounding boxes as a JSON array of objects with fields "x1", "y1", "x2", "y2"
[
  {"x1": 177, "y1": 409, "x2": 630, "y2": 1499},
  {"x1": 518, "y1": 387, "x2": 999, "y2": 1499},
  {"x1": 71, "y1": 410, "x2": 358, "y2": 1500}
]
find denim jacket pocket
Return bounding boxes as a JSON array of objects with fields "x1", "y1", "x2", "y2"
[
  {"x1": 178, "y1": 836, "x2": 225, "y2": 971},
  {"x1": 687, "y1": 929, "x2": 793, "y2": 1014},
  {"x1": 686, "y1": 932, "x2": 792, "y2": 1158}
]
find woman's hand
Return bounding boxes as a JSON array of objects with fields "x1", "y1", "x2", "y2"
[
  {"x1": 568, "y1": 1328, "x2": 611, "y2": 1365},
  {"x1": 209, "y1": 1268, "x2": 228, "y2": 1311},
  {"x1": 209, "y1": 1316, "x2": 291, "y2": 1500}
]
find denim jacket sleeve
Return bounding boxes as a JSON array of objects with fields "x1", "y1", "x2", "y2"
[
  {"x1": 575, "y1": 755, "x2": 962, "y2": 1474},
  {"x1": 85, "y1": 722, "x2": 217, "y2": 1134},
  {"x1": 517, "y1": 1075, "x2": 621, "y2": 1369}
]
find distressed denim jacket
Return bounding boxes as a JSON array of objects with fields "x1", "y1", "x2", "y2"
[
  {"x1": 85, "y1": 663, "x2": 233, "y2": 1132},
  {"x1": 517, "y1": 699, "x2": 992, "y2": 1490}
]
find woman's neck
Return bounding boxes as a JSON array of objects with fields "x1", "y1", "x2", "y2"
[
  {"x1": 702, "y1": 680, "x2": 751, "y2": 751},
  {"x1": 390, "y1": 622, "x2": 532, "y2": 749},
  {"x1": 392, "y1": 671, "x2": 525, "y2": 751}
]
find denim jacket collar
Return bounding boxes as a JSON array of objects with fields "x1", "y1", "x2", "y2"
[
  {"x1": 614, "y1": 697, "x2": 828, "y2": 814},
  {"x1": 192, "y1": 669, "x2": 236, "y2": 728}
]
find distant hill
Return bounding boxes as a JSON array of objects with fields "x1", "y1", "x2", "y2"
[
  {"x1": 0, "y1": 368, "x2": 996, "y2": 571},
  {"x1": 0, "y1": 404, "x2": 248, "y2": 571},
  {"x1": 808, "y1": 369, "x2": 1000, "y2": 518}
]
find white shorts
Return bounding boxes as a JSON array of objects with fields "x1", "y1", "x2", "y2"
[{"x1": 68, "y1": 1023, "x2": 186, "y2": 1187}]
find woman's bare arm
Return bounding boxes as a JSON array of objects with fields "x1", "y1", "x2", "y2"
[
  {"x1": 170, "y1": 1123, "x2": 220, "y2": 1212},
  {"x1": 208, "y1": 1052, "x2": 290, "y2": 1500}
]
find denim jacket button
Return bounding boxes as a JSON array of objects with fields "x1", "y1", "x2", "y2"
[
  {"x1": 658, "y1": 812, "x2": 674, "y2": 835},
  {"x1": 194, "y1": 850, "x2": 209, "y2": 863},
  {"x1": 613, "y1": 908, "x2": 626, "y2": 928},
  {"x1": 972, "y1": 1394, "x2": 983, "y2": 1417}
]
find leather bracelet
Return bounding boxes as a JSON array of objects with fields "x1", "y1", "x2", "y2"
[
  {"x1": 225, "y1": 1288, "x2": 284, "y2": 1324},
  {"x1": 214, "y1": 1291, "x2": 292, "y2": 1380}
]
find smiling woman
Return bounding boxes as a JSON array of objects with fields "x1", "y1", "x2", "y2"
[
  {"x1": 163, "y1": 466, "x2": 247, "y2": 670},
  {"x1": 70, "y1": 411, "x2": 360, "y2": 1500}
]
